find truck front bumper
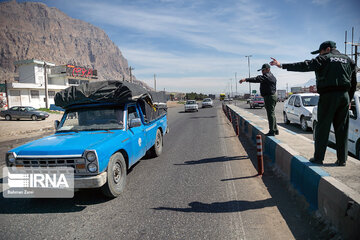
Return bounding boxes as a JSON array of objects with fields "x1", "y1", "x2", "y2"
[{"x1": 74, "y1": 172, "x2": 107, "y2": 188}]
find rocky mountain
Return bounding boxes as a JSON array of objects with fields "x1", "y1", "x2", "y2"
[
  {"x1": 304, "y1": 78, "x2": 316, "y2": 87},
  {"x1": 0, "y1": 0, "x2": 148, "y2": 88}
]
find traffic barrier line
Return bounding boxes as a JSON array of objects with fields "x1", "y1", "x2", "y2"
[{"x1": 223, "y1": 103, "x2": 360, "y2": 239}]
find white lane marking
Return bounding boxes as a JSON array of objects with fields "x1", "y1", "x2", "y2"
[{"x1": 218, "y1": 109, "x2": 247, "y2": 240}]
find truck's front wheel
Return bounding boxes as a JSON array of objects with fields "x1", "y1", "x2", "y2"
[
  {"x1": 150, "y1": 129, "x2": 163, "y2": 157},
  {"x1": 101, "y1": 152, "x2": 127, "y2": 198}
]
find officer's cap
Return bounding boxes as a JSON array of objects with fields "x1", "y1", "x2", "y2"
[
  {"x1": 311, "y1": 41, "x2": 336, "y2": 54},
  {"x1": 257, "y1": 63, "x2": 270, "y2": 71}
]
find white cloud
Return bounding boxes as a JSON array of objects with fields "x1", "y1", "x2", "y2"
[
  {"x1": 62, "y1": 0, "x2": 354, "y2": 94},
  {"x1": 122, "y1": 47, "x2": 269, "y2": 77},
  {"x1": 122, "y1": 47, "x2": 317, "y2": 93},
  {"x1": 73, "y1": 0, "x2": 309, "y2": 58}
]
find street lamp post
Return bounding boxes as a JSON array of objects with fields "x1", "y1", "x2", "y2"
[
  {"x1": 235, "y1": 72, "x2": 237, "y2": 97},
  {"x1": 230, "y1": 78, "x2": 233, "y2": 98},
  {"x1": 245, "y1": 55, "x2": 252, "y2": 94}
]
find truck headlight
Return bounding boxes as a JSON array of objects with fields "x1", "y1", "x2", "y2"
[
  {"x1": 86, "y1": 151, "x2": 97, "y2": 162},
  {"x1": 6, "y1": 152, "x2": 17, "y2": 165},
  {"x1": 87, "y1": 163, "x2": 98, "y2": 173}
]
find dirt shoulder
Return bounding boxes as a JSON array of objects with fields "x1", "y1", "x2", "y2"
[{"x1": 167, "y1": 101, "x2": 184, "y2": 108}]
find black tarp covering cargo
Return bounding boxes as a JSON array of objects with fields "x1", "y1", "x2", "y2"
[
  {"x1": 55, "y1": 80, "x2": 167, "y2": 123},
  {"x1": 54, "y1": 80, "x2": 148, "y2": 108},
  {"x1": 149, "y1": 91, "x2": 167, "y2": 104}
]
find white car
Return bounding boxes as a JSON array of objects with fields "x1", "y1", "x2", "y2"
[
  {"x1": 312, "y1": 91, "x2": 360, "y2": 159},
  {"x1": 283, "y1": 93, "x2": 319, "y2": 131},
  {"x1": 184, "y1": 100, "x2": 199, "y2": 112},
  {"x1": 202, "y1": 98, "x2": 213, "y2": 108}
]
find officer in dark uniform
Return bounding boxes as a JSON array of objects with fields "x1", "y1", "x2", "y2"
[
  {"x1": 270, "y1": 41, "x2": 357, "y2": 166},
  {"x1": 239, "y1": 63, "x2": 279, "y2": 136}
]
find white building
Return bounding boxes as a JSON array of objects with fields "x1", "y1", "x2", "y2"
[{"x1": 6, "y1": 59, "x2": 97, "y2": 109}]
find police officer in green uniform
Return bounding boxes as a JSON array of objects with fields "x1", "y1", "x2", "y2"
[
  {"x1": 270, "y1": 41, "x2": 357, "y2": 166},
  {"x1": 239, "y1": 63, "x2": 279, "y2": 136}
]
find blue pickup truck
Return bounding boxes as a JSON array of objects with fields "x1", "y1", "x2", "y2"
[{"x1": 5, "y1": 81, "x2": 168, "y2": 198}]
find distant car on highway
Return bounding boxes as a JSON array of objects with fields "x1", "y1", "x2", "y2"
[
  {"x1": 277, "y1": 90, "x2": 286, "y2": 102},
  {"x1": 202, "y1": 98, "x2": 213, "y2": 108},
  {"x1": 283, "y1": 93, "x2": 319, "y2": 131},
  {"x1": 184, "y1": 100, "x2": 199, "y2": 112},
  {"x1": 0, "y1": 106, "x2": 49, "y2": 121},
  {"x1": 312, "y1": 91, "x2": 360, "y2": 159},
  {"x1": 249, "y1": 96, "x2": 264, "y2": 109}
]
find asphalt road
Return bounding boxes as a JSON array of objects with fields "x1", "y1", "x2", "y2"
[
  {"x1": 233, "y1": 100, "x2": 314, "y2": 140},
  {"x1": 0, "y1": 102, "x2": 326, "y2": 239}
]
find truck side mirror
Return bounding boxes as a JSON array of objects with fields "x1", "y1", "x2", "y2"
[
  {"x1": 129, "y1": 118, "x2": 142, "y2": 128},
  {"x1": 54, "y1": 120, "x2": 60, "y2": 129}
]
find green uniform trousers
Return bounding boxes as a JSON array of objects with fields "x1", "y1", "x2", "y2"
[
  {"x1": 314, "y1": 91, "x2": 350, "y2": 163},
  {"x1": 264, "y1": 94, "x2": 278, "y2": 133}
]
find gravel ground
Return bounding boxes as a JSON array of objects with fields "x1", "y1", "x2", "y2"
[{"x1": 0, "y1": 113, "x2": 62, "y2": 142}]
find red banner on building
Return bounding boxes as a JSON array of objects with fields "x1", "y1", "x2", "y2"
[{"x1": 66, "y1": 65, "x2": 97, "y2": 79}]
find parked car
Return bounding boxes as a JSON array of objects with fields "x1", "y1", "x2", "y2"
[
  {"x1": 202, "y1": 98, "x2": 213, "y2": 108},
  {"x1": 185, "y1": 100, "x2": 199, "y2": 112},
  {"x1": 312, "y1": 91, "x2": 360, "y2": 159},
  {"x1": 5, "y1": 81, "x2": 168, "y2": 198},
  {"x1": 249, "y1": 96, "x2": 264, "y2": 109},
  {"x1": 283, "y1": 93, "x2": 319, "y2": 131},
  {"x1": 0, "y1": 106, "x2": 49, "y2": 121}
]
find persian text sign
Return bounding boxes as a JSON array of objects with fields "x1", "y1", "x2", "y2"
[
  {"x1": 66, "y1": 65, "x2": 97, "y2": 79},
  {"x1": 3, "y1": 166, "x2": 74, "y2": 198}
]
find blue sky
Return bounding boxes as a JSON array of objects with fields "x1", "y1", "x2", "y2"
[{"x1": 14, "y1": 0, "x2": 360, "y2": 94}]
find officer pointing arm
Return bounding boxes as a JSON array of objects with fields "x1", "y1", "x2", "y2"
[
  {"x1": 269, "y1": 41, "x2": 357, "y2": 166},
  {"x1": 239, "y1": 64, "x2": 279, "y2": 136}
]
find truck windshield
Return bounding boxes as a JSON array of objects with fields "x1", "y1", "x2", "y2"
[{"x1": 57, "y1": 106, "x2": 124, "y2": 132}]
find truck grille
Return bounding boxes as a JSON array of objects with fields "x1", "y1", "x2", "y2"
[{"x1": 14, "y1": 157, "x2": 88, "y2": 175}]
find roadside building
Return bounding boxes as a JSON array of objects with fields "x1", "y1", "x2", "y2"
[
  {"x1": 5, "y1": 59, "x2": 97, "y2": 109},
  {"x1": 291, "y1": 87, "x2": 302, "y2": 93}
]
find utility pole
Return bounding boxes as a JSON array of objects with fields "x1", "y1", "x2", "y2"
[
  {"x1": 235, "y1": 72, "x2": 237, "y2": 97},
  {"x1": 245, "y1": 55, "x2": 252, "y2": 94},
  {"x1": 352, "y1": 27, "x2": 354, "y2": 60},
  {"x1": 128, "y1": 66, "x2": 134, "y2": 83},
  {"x1": 345, "y1": 30, "x2": 347, "y2": 55},
  {"x1": 286, "y1": 83, "x2": 289, "y2": 94},
  {"x1": 154, "y1": 74, "x2": 157, "y2": 91},
  {"x1": 44, "y1": 63, "x2": 49, "y2": 109},
  {"x1": 345, "y1": 27, "x2": 359, "y2": 67},
  {"x1": 230, "y1": 78, "x2": 232, "y2": 98},
  {"x1": 5, "y1": 80, "x2": 9, "y2": 109}
]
